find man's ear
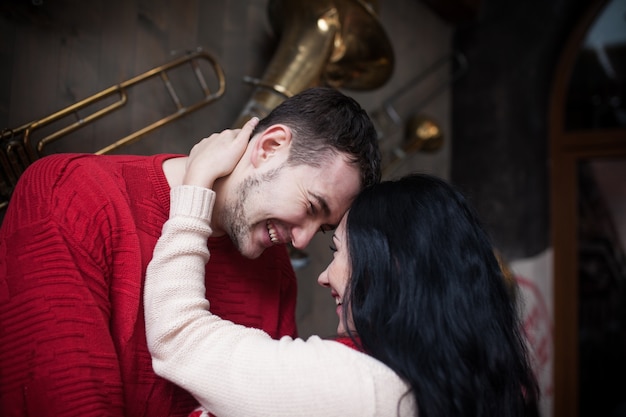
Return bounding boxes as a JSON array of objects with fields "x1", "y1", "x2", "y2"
[{"x1": 250, "y1": 124, "x2": 292, "y2": 168}]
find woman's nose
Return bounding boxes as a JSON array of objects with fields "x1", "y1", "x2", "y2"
[{"x1": 317, "y1": 268, "x2": 330, "y2": 288}]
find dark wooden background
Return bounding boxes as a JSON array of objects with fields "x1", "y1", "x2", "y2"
[
  {"x1": 0, "y1": 0, "x2": 455, "y2": 159},
  {"x1": 0, "y1": 0, "x2": 454, "y2": 338}
]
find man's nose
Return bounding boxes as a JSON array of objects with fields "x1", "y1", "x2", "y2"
[{"x1": 290, "y1": 222, "x2": 319, "y2": 249}]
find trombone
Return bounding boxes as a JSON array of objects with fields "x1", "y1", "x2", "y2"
[{"x1": 0, "y1": 49, "x2": 226, "y2": 211}]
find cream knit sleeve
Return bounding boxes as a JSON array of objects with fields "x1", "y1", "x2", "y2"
[{"x1": 144, "y1": 185, "x2": 415, "y2": 417}]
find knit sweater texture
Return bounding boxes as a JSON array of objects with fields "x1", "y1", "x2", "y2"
[
  {"x1": 0, "y1": 154, "x2": 297, "y2": 417},
  {"x1": 144, "y1": 185, "x2": 416, "y2": 417}
]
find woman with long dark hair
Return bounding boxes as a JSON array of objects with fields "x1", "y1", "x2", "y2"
[
  {"x1": 144, "y1": 125, "x2": 539, "y2": 417},
  {"x1": 343, "y1": 174, "x2": 539, "y2": 417}
]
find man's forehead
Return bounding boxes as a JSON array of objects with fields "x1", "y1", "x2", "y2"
[
  {"x1": 303, "y1": 155, "x2": 361, "y2": 217},
  {"x1": 309, "y1": 186, "x2": 357, "y2": 226}
]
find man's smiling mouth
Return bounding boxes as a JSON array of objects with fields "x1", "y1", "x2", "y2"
[{"x1": 266, "y1": 220, "x2": 279, "y2": 244}]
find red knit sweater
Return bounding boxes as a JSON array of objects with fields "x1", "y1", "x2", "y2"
[{"x1": 0, "y1": 153, "x2": 298, "y2": 417}]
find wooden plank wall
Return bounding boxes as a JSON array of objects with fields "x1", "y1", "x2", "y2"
[
  {"x1": 0, "y1": 0, "x2": 453, "y2": 339},
  {"x1": 0, "y1": 0, "x2": 272, "y2": 156}
]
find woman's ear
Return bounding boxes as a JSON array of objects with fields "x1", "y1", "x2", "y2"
[{"x1": 250, "y1": 124, "x2": 292, "y2": 168}]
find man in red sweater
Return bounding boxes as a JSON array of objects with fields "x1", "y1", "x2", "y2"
[{"x1": 0, "y1": 87, "x2": 381, "y2": 417}]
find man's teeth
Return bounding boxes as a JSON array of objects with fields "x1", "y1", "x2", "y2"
[
  {"x1": 267, "y1": 221, "x2": 279, "y2": 244},
  {"x1": 335, "y1": 298, "x2": 342, "y2": 306}
]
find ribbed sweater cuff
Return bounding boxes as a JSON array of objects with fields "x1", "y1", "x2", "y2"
[{"x1": 169, "y1": 185, "x2": 216, "y2": 220}]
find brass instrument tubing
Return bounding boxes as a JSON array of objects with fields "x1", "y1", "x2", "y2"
[
  {"x1": 6, "y1": 141, "x2": 30, "y2": 177},
  {"x1": 1, "y1": 49, "x2": 226, "y2": 211},
  {"x1": 32, "y1": 90, "x2": 129, "y2": 154},
  {"x1": 242, "y1": 76, "x2": 294, "y2": 99},
  {"x1": 192, "y1": 60, "x2": 211, "y2": 96},
  {"x1": 97, "y1": 53, "x2": 226, "y2": 155},
  {"x1": 161, "y1": 71, "x2": 183, "y2": 110},
  {"x1": 376, "y1": 51, "x2": 468, "y2": 136}
]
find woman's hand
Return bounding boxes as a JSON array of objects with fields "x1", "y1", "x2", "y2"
[{"x1": 183, "y1": 117, "x2": 259, "y2": 188}]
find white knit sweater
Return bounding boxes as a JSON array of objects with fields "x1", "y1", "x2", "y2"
[{"x1": 144, "y1": 185, "x2": 416, "y2": 417}]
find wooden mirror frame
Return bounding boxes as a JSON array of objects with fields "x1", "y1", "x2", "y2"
[{"x1": 549, "y1": 1, "x2": 626, "y2": 416}]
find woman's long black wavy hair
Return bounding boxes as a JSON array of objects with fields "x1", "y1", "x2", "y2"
[{"x1": 342, "y1": 173, "x2": 539, "y2": 417}]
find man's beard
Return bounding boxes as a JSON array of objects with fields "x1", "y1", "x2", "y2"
[{"x1": 218, "y1": 168, "x2": 281, "y2": 257}]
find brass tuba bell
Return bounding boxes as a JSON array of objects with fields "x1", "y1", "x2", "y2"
[{"x1": 233, "y1": 0, "x2": 394, "y2": 127}]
